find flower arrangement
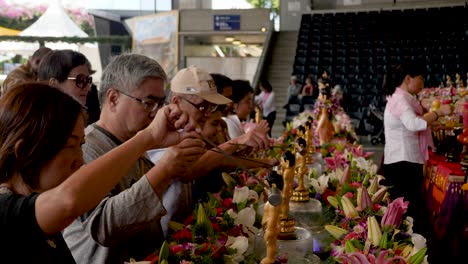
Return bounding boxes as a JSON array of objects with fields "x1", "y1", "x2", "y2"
[
  {"x1": 303, "y1": 139, "x2": 429, "y2": 264},
  {"x1": 325, "y1": 196, "x2": 428, "y2": 264},
  {"x1": 140, "y1": 170, "x2": 265, "y2": 264}
]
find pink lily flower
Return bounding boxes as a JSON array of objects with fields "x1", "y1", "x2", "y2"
[{"x1": 381, "y1": 197, "x2": 409, "y2": 228}]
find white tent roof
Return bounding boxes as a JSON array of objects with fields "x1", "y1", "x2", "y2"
[
  {"x1": 19, "y1": 1, "x2": 88, "y2": 38},
  {"x1": 1, "y1": 1, "x2": 102, "y2": 82}
]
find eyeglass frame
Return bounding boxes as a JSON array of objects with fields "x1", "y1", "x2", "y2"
[
  {"x1": 180, "y1": 97, "x2": 218, "y2": 114},
  {"x1": 66, "y1": 74, "x2": 93, "y2": 89},
  {"x1": 116, "y1": 89, "x2": 167, "y2": 112}
]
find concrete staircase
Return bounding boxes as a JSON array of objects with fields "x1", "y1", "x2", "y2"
[{"x1": 263, "y1": 31, "x2": 298, "y2": 138}]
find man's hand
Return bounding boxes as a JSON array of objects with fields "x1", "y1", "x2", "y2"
[
  {"x1": 145, "y1": 104, "x2": 200, "y2": 148},
  {"x1": 158, "y1": 137, "x2": 206, "y2": 182}
]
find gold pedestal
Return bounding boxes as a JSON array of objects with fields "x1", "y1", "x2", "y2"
[
  {"x1": 279, "y1": 218, "x2": 296, "y2": 234},
  {"x1": 291, "y1": 189, "x2": 310, "y2": 202},
  {"x1": 305, "y1": 153, "x2": 314, "y2": 164}
]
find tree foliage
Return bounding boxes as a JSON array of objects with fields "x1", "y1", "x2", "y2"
[{"x1": 245, "y1": 0, "x2": 279, "y2": 16}]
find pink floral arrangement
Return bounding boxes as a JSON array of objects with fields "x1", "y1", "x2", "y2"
[{"x1": 0, "y1": 1, "x2": 94, "y2": 30}]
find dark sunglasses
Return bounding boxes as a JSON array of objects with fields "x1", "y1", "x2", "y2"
[
  {"x1": 181, "y1": 97, "x2": 218, "y2": 114},
  {"x1": 67, "y1": 74, "x2": 93, "y2": 89}
]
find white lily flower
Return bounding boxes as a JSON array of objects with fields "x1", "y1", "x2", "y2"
[
  {"x1": 235, "y1": 206, "x2": 256, "y2": 228},
  {"x1": 226, "y1": 236, "x2": 249, "y2": 257},
  {"x1": 226, "y1": 208, "x2": 237, "y2": 220},
  {"x1": 247, "y1": 190, "x2": 259, "y2": 202},
  {"x1": 310, "y1": 175, "x2": 329, "y2": 194},
  {"x1": 410, "y1": 233, "x2": 427, "y2": 256},
  {"x1": 327, "y1": 168, "x2": 342, "y2": 182},
  {"x1": 405, "y1": 216, "x2": 414, "y2": 234},
  {"x1": 233, "y1": 186, "x2": 250, "y2": 204},
  {"x1": 354, "y1": 157, "x2": 368, "y2": 170}
]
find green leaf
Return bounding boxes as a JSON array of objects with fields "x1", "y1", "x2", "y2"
[
  {"x1": 237, "y1": 200, "x2": 248, "y2": 211},
  {"x1": 168, "y1": 221, "x2": 184, "y2": 232},
  {"x1": 158, "y1": 241, "x2": 169, "y2": 263}
]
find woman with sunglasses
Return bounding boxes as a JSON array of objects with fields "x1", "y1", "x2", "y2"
[
  {"x1": 38, "y1": 49, "x2": 93, "y2": 105},
  {"x1": 0, "y1": 83, "x2": 201, "y2": 263}
]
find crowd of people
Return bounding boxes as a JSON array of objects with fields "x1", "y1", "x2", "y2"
[
  {"x1": 0, "y1": 49, "x2": 278, "y2": 263},
  {"x1": 0, "y1": 45, "x2": 460, "y2": 263}
]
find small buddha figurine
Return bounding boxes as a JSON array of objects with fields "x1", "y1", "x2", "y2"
[
  {"x1": 279, "y1": 150, "x2": 296, "y2": 233},
  {"x1": 316, "y1": 108, "x2": 334, "y2": 146},
  {"x1": 292, "y1": 138, "x2": 310, "y2": 202},
  {"x1": 466, "y1": 72, "x2": 468, "y2": 88},
  {"x1": 455, "y1": 73, "x2": 464, "y2": 88},
  {"x1": 446, "y1": 74, "x2": 454, "y2": 87},
  {"x1": 316, "y1": 85, "x2": 335, "y2": 145},
  {"x1": 317, "y1": 78, "x2": 332, "y2": 102},
  {"x1": 255, "y1": 105, "x2": 262, "y2": 124},
  {"x1": 304, "y1": 119, "x2": 314, "y2": 158},
  {"x1": 297, "y1": 125, "x2": 306, "y2": 139},
  {"x1": 261, "y1": 171, "x2": 284, "y2": 264}
]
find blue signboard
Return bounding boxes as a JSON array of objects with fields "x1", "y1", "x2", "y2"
[{"x1": 214, "y1": 15, "x2": 240, "y2": 31}]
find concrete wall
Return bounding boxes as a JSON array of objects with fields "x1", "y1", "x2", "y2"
[
  {"x1": 186, "y1": 57, "x2": 260, "y2": 83},
  {"x1": 179, "y1": 8, "x2": 270, "y2": 32},
  {"x1": 279, "y1": 0, "x2": 314, "y2": 31},
  {"x1": 174, "y1": 0, "x2": 212, "y2": 9}
]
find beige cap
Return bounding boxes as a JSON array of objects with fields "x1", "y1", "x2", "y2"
[{"x1": 171, "y1": 65, "x2": 232, "y2": 105}]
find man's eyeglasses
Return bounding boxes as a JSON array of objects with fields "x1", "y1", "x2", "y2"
[
  {"x1": 181, "y1": 97, "x2": 218, "y2": 114},
  {"x1": 117, "y1": 90, "x2": 166, "y2": 112},
  {"x1": 67, "y1": 74, "x2": 93, "y2": 89}
]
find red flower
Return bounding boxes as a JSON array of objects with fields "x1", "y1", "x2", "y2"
[
  {"x1": 372, "y1": 204, "x2": 381, "y2": 211},
  {"x1": 199, "y1": 242, "x2": 211, "y2": 253},
  {"x1": 221, "y1": 198, "x2": 233, "y2": 209},
  {"x1": 169, "y1": 244, "x2": 184, "y2": 255},
  {"x1": 212, "y1": 245, "x2": 228, "y2": 259},
  {"x1": 183, "y1": 215, "x2": 194, "y2": 226},
  {"x1": 173, "y1": 228, "x2": 192, "y2": 242},
  {"x1": 216, "y1": 207, "x2": 223, "y2": 216},
  {"x1": 226, "y1": 225, "x2": 248, "y2": 237},
  {"x1": 322, "y1": 189, "x2": 336, "y2": 204},
  {"x1": 344, "y1": 192, "x2": 354, "y2": 199},
  {"x1": 211, "y1": 222, "x2": 222, "y2": 232},
  {"x1": 144, "y1": 252, "x2": 158, "y2": 261}
]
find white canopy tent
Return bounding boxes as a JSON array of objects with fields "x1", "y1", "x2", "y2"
[{"x1": 0, "y1": 0, "x2": 102, "y2": 81}]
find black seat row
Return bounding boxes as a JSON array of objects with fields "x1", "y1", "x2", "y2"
[{"x1": 292, "y1": 5, "x2": 467, "y2": 123}]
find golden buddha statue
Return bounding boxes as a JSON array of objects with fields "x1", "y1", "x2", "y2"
[
  {"x1": 292, "y1": 137, "x2": 310, "y2": 202},
  {"x1": 261, "y1": 171, "x2": 284, "y2": 264},
  {"x1": 279, "y1": 150, "x2": 296, "y2": 233}
]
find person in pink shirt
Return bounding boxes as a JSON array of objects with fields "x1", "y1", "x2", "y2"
[{"x1": 383, "y1": 60, "x2": 451, "y2": 234}]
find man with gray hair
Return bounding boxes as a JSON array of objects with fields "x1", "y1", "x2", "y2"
[{"x1": 63, "y1": 54, "x2": 206, "y2": 264}]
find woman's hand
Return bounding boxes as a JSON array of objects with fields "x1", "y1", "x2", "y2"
[
  {"x1": 438, "y1": 104, "x2": 452, "y2": 116},
  {"x1": 232, "y1": 129, "x2": 271, "y2": 151}
]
